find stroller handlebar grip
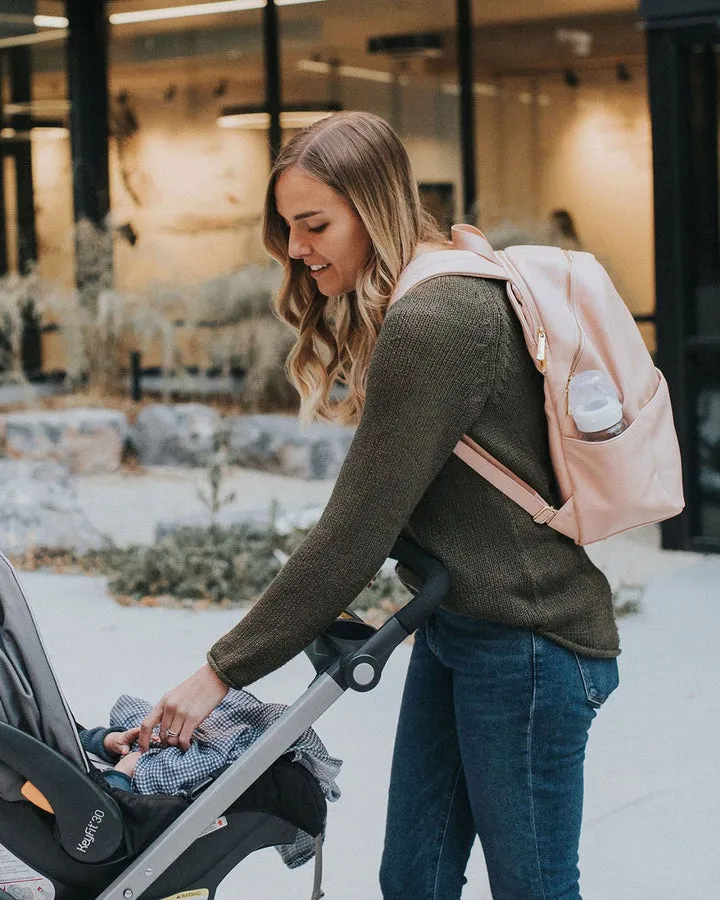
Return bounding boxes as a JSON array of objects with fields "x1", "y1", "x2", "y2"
[
  {"x1": 337, "y1": 538, "x2": 450, "y2": 691},
  {"x1": 387, "y1": 537, "x2": 451, "y2": 635}
]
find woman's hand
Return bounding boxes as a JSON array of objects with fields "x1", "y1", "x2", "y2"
[
  {"x1": 104, "y1": 726, "x2": 140, "y2": 758},
  {"x1": 138, "y1": 663, "x2": 229, "y2": 752}
]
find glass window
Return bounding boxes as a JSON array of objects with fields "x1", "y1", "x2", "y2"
[
  {"x1": 105, "y1": 2, "x2": 270, "y2": 377},
  {"x1": 278, "y1": 0, "x2": 461, "y2": 227},
  {"x1": 473, "y1": 15, "x2": 654, "y2": 346},
  {"x1": 107, "y1": 1, "x2": 267, "y2": 293},
  {"x1": 695, "y1": 350, "x2": 720, "y2": 542},
  {"x1": 0, "y1": 2, "x2": 70, "y2": 282}
]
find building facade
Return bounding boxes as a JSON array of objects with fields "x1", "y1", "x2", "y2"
[{"x1": 1, "y1": 0, "x2": 715, "y2": 551}]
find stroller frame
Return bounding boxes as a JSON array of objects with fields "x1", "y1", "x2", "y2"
[
  {"x1": 0, "y1": 537, "x2": 449, "y2": 900},
  {"x1": 97, "y1": 674, "x2": 343, "y2": 900}
]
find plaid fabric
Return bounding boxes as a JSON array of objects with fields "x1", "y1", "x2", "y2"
[{"x1": 108, "y1": 690, "x2": 341, "y2": 868}]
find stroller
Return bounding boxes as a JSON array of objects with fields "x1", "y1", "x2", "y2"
[{"x1": 0, "y1": 538, "x2": 449, "y2": 900}]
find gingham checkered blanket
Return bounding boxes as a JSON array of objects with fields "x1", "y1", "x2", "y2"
[{"x1": 108, "y1": 690, "x2": 342, "y2": 868}]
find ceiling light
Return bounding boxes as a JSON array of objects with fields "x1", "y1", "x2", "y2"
[
  {"x1": 0, "y1": 125, "x2": 69, "y2": 140},
  {"x1": 298, "y1": 59, "x2": 407, "y2": 85},
  {"x1": 33, "y1": 15, "x2": 69, "y2": 28},
  {"x1": 218, "y1": 102, "x2": 341, "y2": 130},
  {"x1": 4, "y1": 100, "x2": 71, "y2": 116},
  {"x1": 616, "y1": 62, "x2": 632, "y2": 82},
  {"x1": 0, "y1": 30, "x2": 67, "y2": 49},
  {"x1": 31, "y1": 127, "x2": 69, "y2": 139},
  {"x1": 555, "y1": 28, "x2": 593, "y2": 58},
  {"x1": 564, "y1": 68, "x2": 580, "y2": 88},
  {"x1": 109, "y1": 0, "x2": 326, "y2": 25},
  {"x1": 442, "y1": 82, "x2": 498, "y2": 98}
]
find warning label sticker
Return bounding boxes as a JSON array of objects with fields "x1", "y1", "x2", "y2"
[
  {"x1": 199, "y1": 816, "x2": 228, "y2": 838},
  {"x1": 158, "y1": 891, "x2": 209, "y2": 900},
  {"x1": 0, "y1": 844, "x2": 55, "y2": 899}
]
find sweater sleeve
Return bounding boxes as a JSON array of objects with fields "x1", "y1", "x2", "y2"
[
  {"x1": 208, "y1": 277, "x2": 504, "y2": 688},
  {"x1": 78, "y1": 726, "x2": 124, "y2": 763}
]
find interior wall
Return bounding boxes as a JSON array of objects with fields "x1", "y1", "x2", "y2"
[
  {"x1": 32, "y1": 132, "x2": 73, "y2": 285},
  {"x1": 541, "y1": 70, "x2": 654, "y2": 313},
  {"x1": 474, "y1": 66, "x2": 654, "y2": 330},
  {"x1": 108, "y1": 86, "x2": 271, "y2": 293}
]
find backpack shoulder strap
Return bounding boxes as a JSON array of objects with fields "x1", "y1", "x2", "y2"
[
  {"x1": 391, "y1": 224, "x2": 511, "y2": 304},
  {"x1": 391, "y1": 249, "x2": 508, "y2": 303},
  {"x1": 453, "y1": 436, "x2": 559, "y2": 525}
]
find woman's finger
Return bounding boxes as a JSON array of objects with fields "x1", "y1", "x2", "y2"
[
  {"x1": 177, "y1": 718, "x2": 196, "y2": 752},
  {"x1": 164, "y1": 717, "x2": 184, "y2": 747},
  {"x1": 138, "y1": 703, "x2": 164, "y2": 752},
  {"x1": 159, "y1": 702, "x2": 179, "y2": 745}
]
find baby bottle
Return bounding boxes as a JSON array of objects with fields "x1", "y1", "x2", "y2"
[{"x1": 568, "y1": 370, "x2": 627, "y2": 441}]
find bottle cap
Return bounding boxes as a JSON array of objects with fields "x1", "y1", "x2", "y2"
[
  {"x1": 568, "y1": 370, "x2": 624, "y2": 434},
  {"x1": 571, "y1": 395, "x2": 624, "y2": 434}
]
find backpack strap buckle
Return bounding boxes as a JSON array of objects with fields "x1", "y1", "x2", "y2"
[{"x1": 532, "y1": 505, "x2": 558, "y2": 525}]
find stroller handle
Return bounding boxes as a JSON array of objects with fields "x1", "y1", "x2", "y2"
[
  {"x1": 308, "y1": 537, "x2": 450, "y2": 692},
  {"x1": 388, "y1": 536, "x2": 451, "y2": 634}
]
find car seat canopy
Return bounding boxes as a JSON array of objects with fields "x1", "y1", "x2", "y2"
[{"x1": 0, "y1": 553, "x2": 89, "y2": 800}]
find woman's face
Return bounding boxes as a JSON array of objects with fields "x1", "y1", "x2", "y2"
[{"x1": 274, "y1": 166, "x2": 373, "y2": 296}]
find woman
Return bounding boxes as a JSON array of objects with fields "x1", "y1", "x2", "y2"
[{"x1": 139, "y1": 111, "x2": 619, "y2": 899}]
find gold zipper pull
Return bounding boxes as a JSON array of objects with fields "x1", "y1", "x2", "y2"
[{"x1": 535, "y1": 328, "x2": 547, "y2": 372}]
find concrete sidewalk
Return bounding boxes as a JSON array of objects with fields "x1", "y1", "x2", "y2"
[
  {"x1": 18, "y1": 546, "x2": 720, "y2": 899},
  {"x1": 75, "y1": 466, "x2": 336, "y2": 547}
]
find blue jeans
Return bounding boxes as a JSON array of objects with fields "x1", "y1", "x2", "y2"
[{"x1": 379, "y1": 609, "x2": 619, "y2": 900}]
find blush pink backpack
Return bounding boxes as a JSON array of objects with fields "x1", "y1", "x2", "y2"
[{"x1": 392, "y1": 224, "x2": 684, "y2": 545}]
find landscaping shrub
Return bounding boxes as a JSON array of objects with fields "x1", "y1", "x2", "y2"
[{"x1": 29, "y1": 519, "x2": 412, "y2": 614}]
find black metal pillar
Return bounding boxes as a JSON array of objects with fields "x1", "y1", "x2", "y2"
[
  {"x1": 9, "y1": 47, "x2": 37, "y2": 273},
  {"x1": 456, "y1": 0, "x2": 477, "y2": 223},
  {"x1": 263, "y1": 0, "x2": 282, "y2": 165},
  {"x1": 646, "y1": 27, "x2": 693, "y2": 549},
  {"x1": 65, "y1": 0, "x2": 112, "y2": 292},
  {"x1": 690, "y1": 45, "x2": 720, "y2": 293},
  {"x1": 0, "y1": 60, "x2": 8, "y2": 277},
  {"x1": 8, "y1": 46, "x2": 42, "y2": 372},
  {"x1": 0, "y1": 154, "x2": 7, "y2": 278}
]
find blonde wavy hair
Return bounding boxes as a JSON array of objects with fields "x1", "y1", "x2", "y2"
[{"x1": 263, "y1": 111, "x2": 447, "y2": 424}]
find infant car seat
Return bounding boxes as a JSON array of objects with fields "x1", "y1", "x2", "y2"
[{"x1": 0, "y1": 538, "x2": 449, "y2": 900}]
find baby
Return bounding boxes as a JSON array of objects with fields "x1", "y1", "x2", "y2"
[{"x1": 78, "y1": 724, "x2": 147, "y2": 791}]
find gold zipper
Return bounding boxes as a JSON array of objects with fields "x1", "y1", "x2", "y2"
[
  {"x1": 535, "y1": 327, "x2": 547, "y2": 372},
  {"x1": 503, "y1": 254, "x2": 548, "y2": 375},
  {"x1": 562, "y1": 250, "x2": 587, "y2": 410}
]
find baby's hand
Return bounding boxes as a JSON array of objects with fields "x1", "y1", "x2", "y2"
[
  {"x1": 114, "y1": 750, "x2": 141, "y2": 778},
  {"x1": 103, "y1": 726, "x2": 141, "y2": 758}
]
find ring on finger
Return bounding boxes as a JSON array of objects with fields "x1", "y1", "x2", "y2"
[{"x1": 166, "y1": 729, "x2": 179, "y2": 737}]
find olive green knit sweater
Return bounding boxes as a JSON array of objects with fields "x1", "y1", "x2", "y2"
[{"x1": 208, "y1": 276, "x2": 619, "y2": 689}]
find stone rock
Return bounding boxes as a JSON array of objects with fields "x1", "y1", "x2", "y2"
[
  {"x1": 0, "y1": 408, "x2": 127, "y2": 474},
  {"x1": 0, "y1": 461, "x2": 103, "y2": 553},
  {"x1": 129, "y1": 403, "x2": 221, "y2": 466},
  {"x1": 155, "y1": 503, "x2": 325, "y2": 542},
  {"x1": 227, "y1": 414, "x2": 355, "y2": 480}
]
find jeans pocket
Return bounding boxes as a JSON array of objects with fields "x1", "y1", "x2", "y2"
[{"x1": 574, "y1": 653, "x2": 619, "y2": 708}]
